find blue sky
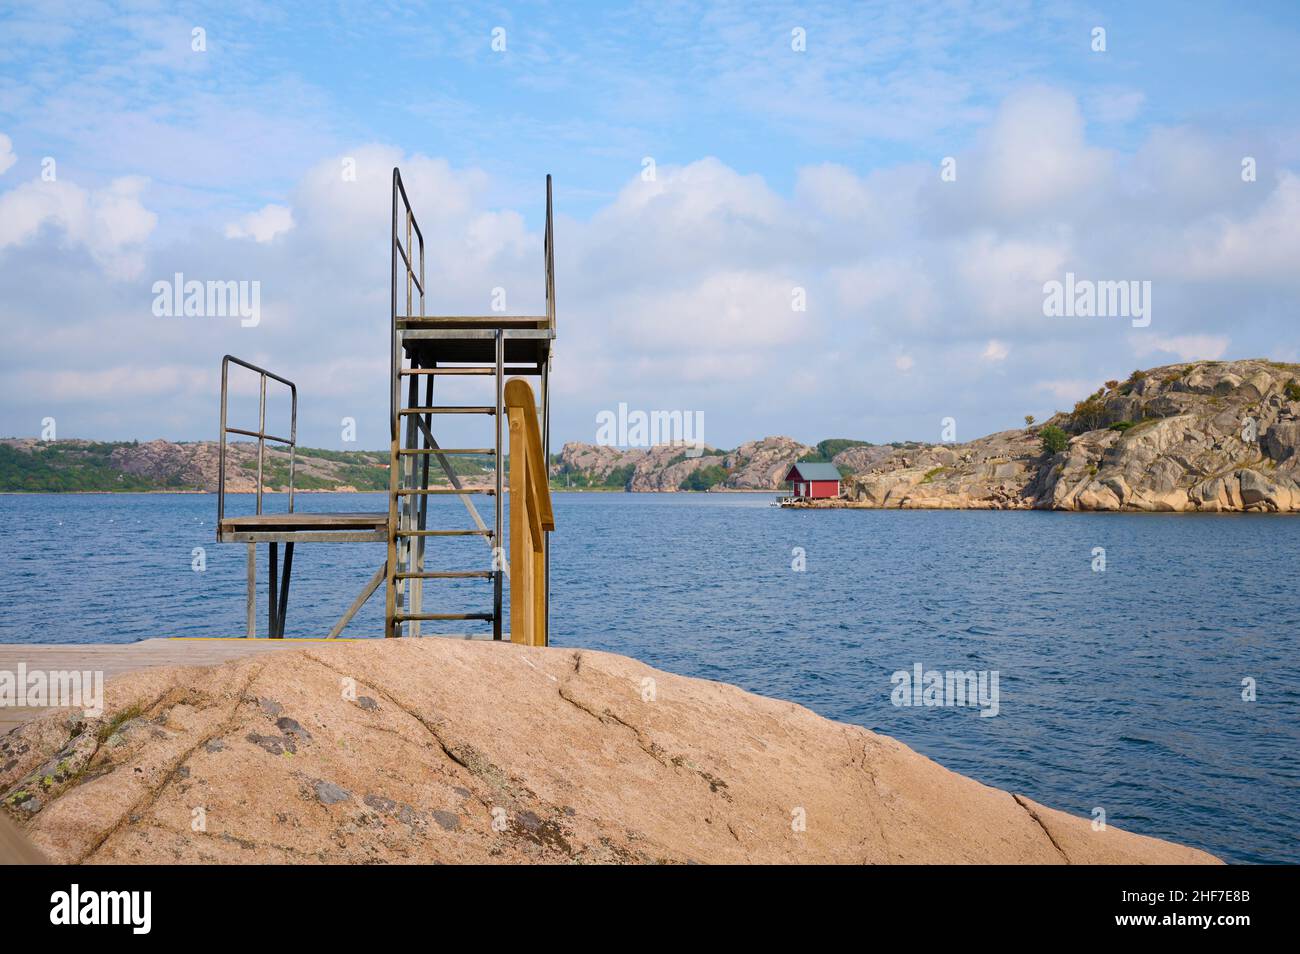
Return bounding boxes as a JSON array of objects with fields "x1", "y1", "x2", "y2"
[{"x1": 3, "y1": 1, "x2": 1300, "y2": 450}]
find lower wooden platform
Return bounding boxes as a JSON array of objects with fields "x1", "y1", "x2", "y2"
[
  {"x1": 401, "y1": 327, "x2": 554, "y2": 364},
  {"x1": 217, "y1": 511, "x2": 388, "y2": 544}
]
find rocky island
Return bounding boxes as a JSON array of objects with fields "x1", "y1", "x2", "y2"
[
  {"x1": 0, "y1": 439, "x2": 486, "y2": 493},
  {"x1": 809, "y1": 358, "x2": 1300, "y2": 512}
]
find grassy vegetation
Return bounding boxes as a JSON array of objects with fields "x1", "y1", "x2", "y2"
[
  {"x1": 1065, "y1": 389, "x2": 1108, "y2": 433},
  {"x1": 1123, "y1": 418, "x2": 1162, "y2": 435},
  {"x1": 293, "y1": 446, "x2": 385, "y2": 464},
  {"x1": 0, "y1": 440, "x2": 441, "y2": 493},
  {"x1": 799, "y1": 438, "x2": 871, "y2": 462},
  {"x1": 1039, "y1": 425, "x2": 1070, "y2": 455},
  {"x1": 551, "y1": 462, "x2": 635, "y2": 490},
  {"x1": 95, "y1": 704, "x2": 145, "y2": 744},
  {"x1": 1117, "y1": 369, "x2": 1148, "y2": 395},
  {"x1": 0, "y1": 442, "x2": 166, "y2": 492},
  {"x1": 679, "y1": 464, "x2": 729, "y2": 491}
]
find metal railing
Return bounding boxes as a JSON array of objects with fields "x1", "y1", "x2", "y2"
[
  {"x1": 218, "y1": 355, "x2": 298, "y2": 524},
  {"x1": 391, "y1": 168, "x2": 425, "y2": 441},
  {"x1": 544, "y1": 173, "x2": 555, "y2": 332}
]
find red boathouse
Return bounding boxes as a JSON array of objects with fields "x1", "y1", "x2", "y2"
[{"x1": 782, "y1": 461, "x2": 842, "y2": 499}]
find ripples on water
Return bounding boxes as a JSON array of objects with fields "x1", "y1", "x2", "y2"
[{"x1": 0, "y1": 491, "x2": 1295, "y2": 863}]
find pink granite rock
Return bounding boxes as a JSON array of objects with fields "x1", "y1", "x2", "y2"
[{"x1": 2, "y1": 640, "x2": 1219, "y2": 865}]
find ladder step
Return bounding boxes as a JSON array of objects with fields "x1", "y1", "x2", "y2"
[
  {"x1": 395, "y1": 529, "x2": 493, "y2": 537},
  {"x1": 400, "y1": 406, "x2": 496, "y2": 415},
  {"x1": 392, "y1": 488, "x2": 495, "y2": 496},
  {"x1": 399, "y1": 367, "x2": 540, "y2": 376},
  {"x1": 395, "y1": 612, "x2": 494, "y2": 622},
  {"x1": 398, "y1": 315, "x2": 548, "y2": 325},
  {"x1": 399, "y1": 448, "x2": 495, "y2": 455},
  {"x1": 395, "y1": 570, "x2": 494, "y2": 580}
]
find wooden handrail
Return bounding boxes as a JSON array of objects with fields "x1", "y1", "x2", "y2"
[{"x1": 505, "y1": 378, "x2": 554, "y2": 646}]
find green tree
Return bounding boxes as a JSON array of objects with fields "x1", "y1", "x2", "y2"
[
  {"x1": 1067, "y1": 389, "x2": 1107, "y2": 433},
  {"x1": 1039, "y1": 425, "x2": 1069, "y2": 456},
  {"x1": 802, "y1": 438, "x2": 870, "y2": 462},
  {"x1": 679, "y1": 465, "x2": 728, "y2": 491},
  {"x1": 602, "y1": 464, "x2": 635, "y2": 489}
]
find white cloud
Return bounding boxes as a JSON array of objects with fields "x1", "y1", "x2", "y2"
[
  {"x1": 1035, "y1": 379, "x2": 1095, "y2": 402},
  {"x1": 10, "y1": 365, "x2": 194, "y2": 401},
  {"x1": 1180, "y1": 173, "x2": 1300, "y2": 283},
  {"x1": 794, "y1": 162, "x2": 877, "y2": 223},
  {"x1": 0, "y1": 174, "x2": 156, "y2": 278},
  {"x1": 828, "y1": 257, "x2": 942, "y2": 335},
  {"x1": 1086, "y1": 88, "x2": 1145, "y2": 125},
  {"x1": 1133, "y1": 334, "x2": 1231, "y2": 362},
  {"x1": 225, "y1": 204, "x2": 294, "y2": 243},
  {"x1": 954, "y1": 231, "x2": 1069, "y2": 324},
  {"x1": 981, "y1": 339, "x2": 1009, "y2": 362},
  {"x1": 0, "y1": 134, "x2": 15, "y2": 175},
  {"x1": 973, "y1": 86, "x2": 1113, "y2": 217},
  {"x1": 616, "y1": 269, "x2": 806, "y2": 355},
  {"x1": 0, "y1": 86, "x2": 1294, "y2": 447},
  {"x1": 581, "y1": 157, "x2": 793, "y2": 282}
]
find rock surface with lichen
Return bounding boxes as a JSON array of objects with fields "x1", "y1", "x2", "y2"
[{"x1": 2, "y1": 640, "x2": 1218, "y2": 864}]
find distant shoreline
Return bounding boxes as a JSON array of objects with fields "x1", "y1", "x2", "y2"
[
  {"x1": 0, "y1": 487, "x2": 782, "y2": 496},
  {"x1": 782, "y1": 496, "x2": 1300, "y2": 515}
]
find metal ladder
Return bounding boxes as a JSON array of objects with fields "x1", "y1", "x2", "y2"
[
  {"x1": 386, "y1": 339, "x2": 505, "y2": 638},
  {"x1": 384, "y1": 168, "x2": 555, "y2": 640}
]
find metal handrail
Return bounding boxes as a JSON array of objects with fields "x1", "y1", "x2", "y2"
[
  {"x1": 218, "y1": 355, "x2": 297, "y2": 525},
  {"x1": 392, "y1": 168, "x2": 426, "y2": 441},
  {"x1": 544, "y1": 173, "x2": 555, "y2": 332}
]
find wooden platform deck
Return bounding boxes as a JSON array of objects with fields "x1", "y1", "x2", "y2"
[
  {"x1": 0, "y1": 639, "x2": 334, "y2": 734},
  {"x1": 401, "y1": 328, "x2": 554, "y2": 364},
  {"x1": 217, "y1": 511, "x2": 388, "y2": 543},
  {"x1": 397, "y1": 314, "x2": 551, "y2": 330}
]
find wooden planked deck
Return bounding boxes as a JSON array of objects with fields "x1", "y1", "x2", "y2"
[
  {"x1": 217, "y1": 511, "x2": 388, "y2": 544},
  {"x1": 0, "y1": 639, "x2": 325, "y2": 734},
  {"x1": 219, "y1": 512, "x2": 388, "y2": 530}
]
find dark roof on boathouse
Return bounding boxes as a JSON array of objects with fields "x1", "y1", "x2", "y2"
[{"x1": 783, "y1": 462, "x2": 842, "y2": 481}]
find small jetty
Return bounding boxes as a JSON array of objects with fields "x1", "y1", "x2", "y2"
[
  {"x1": 776, "y1": 460, "x2": 844, "y2": 506},
  {"x1": 216, "y1": 168, "x2": 556, "y2": 644},
  {"x1": 1, "y1": 170, "x2": 559, "y2": 738}
]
